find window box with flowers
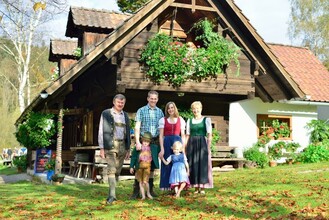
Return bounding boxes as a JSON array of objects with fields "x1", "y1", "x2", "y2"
[
  {"x1": 258, "y1": 117, "x2": 292, "y2": 140},
  {"x1": 139, "y1": 19, "x2": 240, "y2": 88}
]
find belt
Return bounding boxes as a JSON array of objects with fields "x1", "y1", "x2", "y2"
[{"x1": 114, "y1": 139, "x2": 124, "y2": 142}]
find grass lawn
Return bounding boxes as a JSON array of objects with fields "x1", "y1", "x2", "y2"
[
  {"x1": 1, "y1": 162, "x2": 329, "y2": 220},
  {"x1": 0, "y1": 166, "x2": 18, "y2": 175}
]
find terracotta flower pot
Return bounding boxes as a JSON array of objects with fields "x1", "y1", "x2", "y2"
[
  {"x1": 52, "y1": 181, "x2": 62, "y2": 185},
  {"x1": 269, "y1": 161, "x2": 277, "y2": 167}
]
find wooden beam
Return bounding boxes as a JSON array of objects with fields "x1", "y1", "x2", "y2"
[
  {"x1": 171, "y1": 2, "x2": 216, "y2": 12},
  {"x1": 206, "y1": 1, "x2": 266, "y2": 73},
  {"x1": 44, "y1": 108, "x2": 85, "y2": 115},
  {"x1": 223, "y1": 0, "x2": 304, "y2": 99},
  {"x1": 191, "y1": 0, "x2": 196, "y2": 13}
]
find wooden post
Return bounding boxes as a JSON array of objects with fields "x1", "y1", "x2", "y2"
[{"x1": 55, "y1": 101, "x2": 64, "y2": 174}]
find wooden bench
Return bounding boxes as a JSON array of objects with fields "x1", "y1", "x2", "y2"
[{"x1": 211, "y1": 146, "x2": 245, "y2": 169}]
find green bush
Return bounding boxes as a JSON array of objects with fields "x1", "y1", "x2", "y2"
[
  {"x1": 297, "y1": 144, "x2": 329, "y2": 163},
  {"x1": 12, "y1": 155, "x2": 28, "y2": 171},
  {"x1": 305, "y1": 119, "x2": 329, "y2": 143},
  {"x1": 211, "y1": 128, "x2": 221, "y2": 154},
  {"x1": 243, "y1": 146, "x2": 269, "y2": 168},
  {"x1": 15, "y1": 111, "x2": 56, "y2": 149},
  {"x1": 285, "y1": 142, "x2": 301, "y2": 153}
]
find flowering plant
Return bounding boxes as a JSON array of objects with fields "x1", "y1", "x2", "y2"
[
  {"x1": 260, "y1": 119, "x2": 291, "y2": 140},
  {"x1": 271, "y1": 119, "x2": 291, "y2": 139},
  {"x1": 268, "y1": 141, "x2": 286, "y2": 160},
  {"x1": 44, "y1": 158, "x2": 55, "y2": 171},
  {"x1": 140, "y1": 19, "x2": 240, "y2": 87},
  {"x1": 45, "y1": 152, "x2": 56, "y2": 171}
]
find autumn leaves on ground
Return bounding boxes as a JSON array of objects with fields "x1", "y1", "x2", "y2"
[{"x1": 0, "y1": 162, "x2": 328, "y2": 220}]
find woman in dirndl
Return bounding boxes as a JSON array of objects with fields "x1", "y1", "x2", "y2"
[
  {"x1": 186, "y1": 101, "x2": 213, "y2": 194},
  {"x1": 158, "y1": 102, "x2": 186, "y2": 191}
]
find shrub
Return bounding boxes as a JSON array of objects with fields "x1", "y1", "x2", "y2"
[
  {"x1": 243, "y1": 146, "x2": 269, "y2": 168},
  {"x1": 211, "y1": 128, "x2": 221, "y2": 154},
  {"x1": 297, "y1": 144, "x2": 329, "y2": 163},
  {"x1": 15, "y1": 111, "x2": 56, "y2": 149},
  {"x1": 13, "y1": 155, "x2": 28, "y2": 171},
  {"x1": 285, "y1": 142, "x2": 301, "y2": 153},
  {"x1": 305, "y1": 119, "x2": 329, "y2": 143}
]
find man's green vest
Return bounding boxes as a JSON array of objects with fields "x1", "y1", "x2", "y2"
[{"x1": 102, "y1": 110, "x2": 131, "y2": 150}]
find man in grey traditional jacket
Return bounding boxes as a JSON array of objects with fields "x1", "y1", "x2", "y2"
[{"x1": 98, "y1": 94, "x2": 131, "y2": 204}]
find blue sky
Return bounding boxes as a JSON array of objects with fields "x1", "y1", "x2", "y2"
[{"x1": 50, "y1": 0, "x2": 294, "y2": 45}]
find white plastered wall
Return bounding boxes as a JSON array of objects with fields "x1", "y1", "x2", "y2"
[{"x1": 229, "y1": 97, "x2": 318, "y2": 153}]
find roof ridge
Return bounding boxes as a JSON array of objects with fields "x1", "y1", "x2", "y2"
[
  {"x1": 70, "y1": 5, "x2": 130, "y2": 16},
  {"x1": 268, "y1": 43, "x2": 309, "y2": 50},
  {"x1": 50, "y1": 38, "x2": 78, "y2": 42}
]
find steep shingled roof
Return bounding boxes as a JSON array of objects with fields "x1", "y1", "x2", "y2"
[
  {"x1": 269, "y1": 44, "x2": 329, "y2": 102},
  {"x1": 49, "y1": 39, "x2": 78, "y2": 62},
  {"x1": 50, "y1": 39, "x2": 77, "y2": 55},
  {"x1": 65, "y1": 6, "x2": 131, "y2": 37}
]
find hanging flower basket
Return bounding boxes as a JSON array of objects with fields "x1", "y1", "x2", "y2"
[{"x1": 139, "y1": 19, "x2": 240, "y2": 88}]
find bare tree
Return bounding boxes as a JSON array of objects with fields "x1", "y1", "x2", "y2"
[{"x1": 0, "y1": 0, "x2": 67, "y2": 112}]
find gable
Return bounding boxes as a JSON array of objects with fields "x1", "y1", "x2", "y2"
[{"x1": 18, "y1": 0, "x2": 311, "y2": 123}]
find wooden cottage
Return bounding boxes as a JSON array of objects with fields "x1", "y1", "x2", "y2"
[{"x1": 18, "y1": 0, "x2": 329, "y2": 173}]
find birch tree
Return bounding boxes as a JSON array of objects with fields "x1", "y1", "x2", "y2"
[
  {"x1": 288, "y1": 0, "x2": 329, "y2": 69},
  {"x1": 0, "y1": 0, "x2": 66, "y2": 113}
]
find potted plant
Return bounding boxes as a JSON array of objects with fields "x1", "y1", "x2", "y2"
[
  {"x1": 45, "y1": 158, "x2": 56, "y2": 180},
  {"x1": 12, "y1": 155, "x2": 28, "y2": 172},
  {"x1": 51, "y1": 173, "x2": 65, "y2": 185},
  {"x1": 268, "y1": 141, "x2": 286, "y2": 166}
]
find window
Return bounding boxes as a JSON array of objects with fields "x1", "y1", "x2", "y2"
[{"x1": 257, "y1": 114, "x2": 292, "y2": 140}]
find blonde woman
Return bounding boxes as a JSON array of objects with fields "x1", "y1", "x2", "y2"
[
  {"x1": 158, "y1": 102, "x2": 186, "y2": 191},
  {"x1": 185, "y1": 101, "x2": 213, "y2": 194}
]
